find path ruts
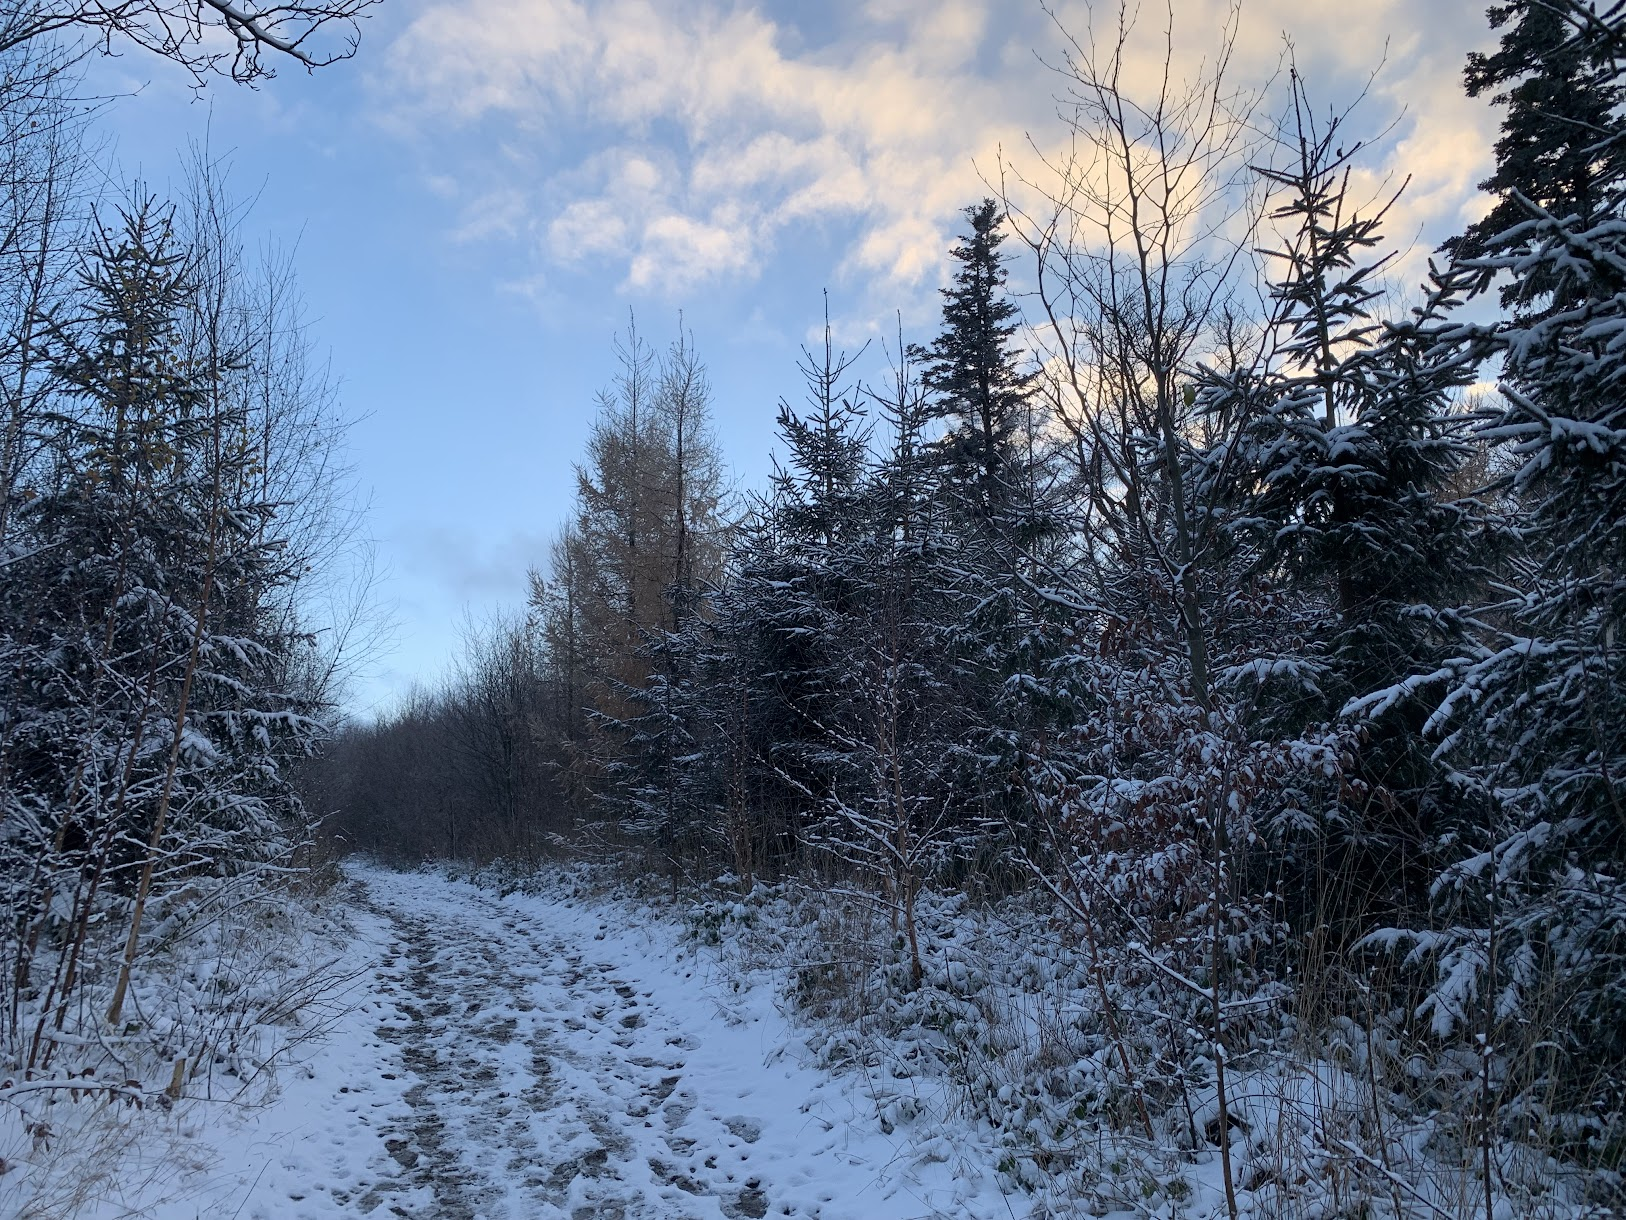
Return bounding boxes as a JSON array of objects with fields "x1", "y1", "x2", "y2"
[{"x1": 349, "y1": 881, "x2": 773, "y2": 1220}]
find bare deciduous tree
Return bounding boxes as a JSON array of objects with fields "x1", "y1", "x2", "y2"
[
  {"x1": 1004, "y1": 0, "x2": 1268, "y2": 710},
  {"x1": 0, "y1": 0, "x2": 378, "y2": 84}
]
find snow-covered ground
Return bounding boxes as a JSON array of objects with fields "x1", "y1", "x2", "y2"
[
  {"x1": 9, "y1": 864, "x2": 1015, "y2": 1220},
  {"x1": 9, "y1": 862, "x2": 1604, "y2": 1219}
]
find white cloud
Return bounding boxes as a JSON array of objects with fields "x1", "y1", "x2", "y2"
[
  {"x1": 548, "y1": 197, "x2": 631, "y2": 260},
  {"x1": 378, "y1": 0, "x2": 1042, "y2": 297},
  {"x1": 376, "y1": 0, "x2": 1499, "y2": 310},
  {"x1": 631, "y1": 210, "x2": 755, "y2": 291}
]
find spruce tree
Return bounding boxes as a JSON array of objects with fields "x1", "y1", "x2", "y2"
[
  {"x1": 1380, "y1": 0, "x2": 1626, "y2": 1147},
  {"x1": 1201, "y1": 86, "x2": 1486, "y2": 717},
  {"x1": 748, "y1": 324, "x2": 873, "y2": 831},
  {"x1": 1191, "y1": 81, "x2": 1494, "y2": 953},
  {"x1": 1454, "y1": 1, "x2": 1626, "y2": 311},
  {"x1": 1, "y1": 199, "x2": 320, "y2": 1044},
  {"x1": 769, "y1": 311, "x2": 871, "y2": 551},
  {"x1": 910, "y1": 199, "x2": 1036, "y2": 530}
]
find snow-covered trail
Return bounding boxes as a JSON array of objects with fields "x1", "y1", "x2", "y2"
[
  {"x1": 178, "y1": 866, "x2": 997, "y2": 1220},
  {"x1": 353, "y1": 874, "x2": 772, "y2": 1220}
]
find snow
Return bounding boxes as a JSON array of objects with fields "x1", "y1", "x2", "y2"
[
  {"x1": 6, "y1": 862, "x2": 1607, "y2": 1218},
  {"x1": 7, "y1": 863, "x2": 1017, "y2": 1219}
]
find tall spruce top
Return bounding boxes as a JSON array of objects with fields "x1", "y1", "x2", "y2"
[{"x1": 910, "y1": 199, "x2": 1033, "y2": 522}]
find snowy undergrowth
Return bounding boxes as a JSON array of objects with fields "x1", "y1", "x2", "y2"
[
  {"x1": 0, "y1": 875, "x2": 361, "y2": 1219},
  {"x1": 665, "y1": 876, "x2": 1616, "y2": 1219}
]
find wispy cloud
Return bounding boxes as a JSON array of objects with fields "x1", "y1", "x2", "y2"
[
  {"x1": 392, "y1": 523, "x2": 553, "y2": 601},
  {"x1": 375, "y1": 0, "x2": 1496, "y2": 308},
  {"x1": 376, "y1": 0, "x2": 1044, "y2": 297}
]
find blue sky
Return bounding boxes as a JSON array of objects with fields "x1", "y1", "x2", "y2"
[{"x1": 84, "y1": 0, "x2": 1499, "y2": 713}]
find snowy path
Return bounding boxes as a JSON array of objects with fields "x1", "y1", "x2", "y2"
[
  {"x1": 172, "y1": 866, "x2": 1000, "y2": 1220},
  {"x1": 354, "y1": 876, "x2": 772, "y2": 1220}
]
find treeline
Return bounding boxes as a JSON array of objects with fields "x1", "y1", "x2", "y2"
[
  {"x1": 0, "y1": 7, "x2": 375, "y2": 1077},
  {"x1": 322, "y1": 326, "x2": 727, "y2": 861},
  {"x1": 326, "y1": 0, "x2": 1626, "y2": 1200}
]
